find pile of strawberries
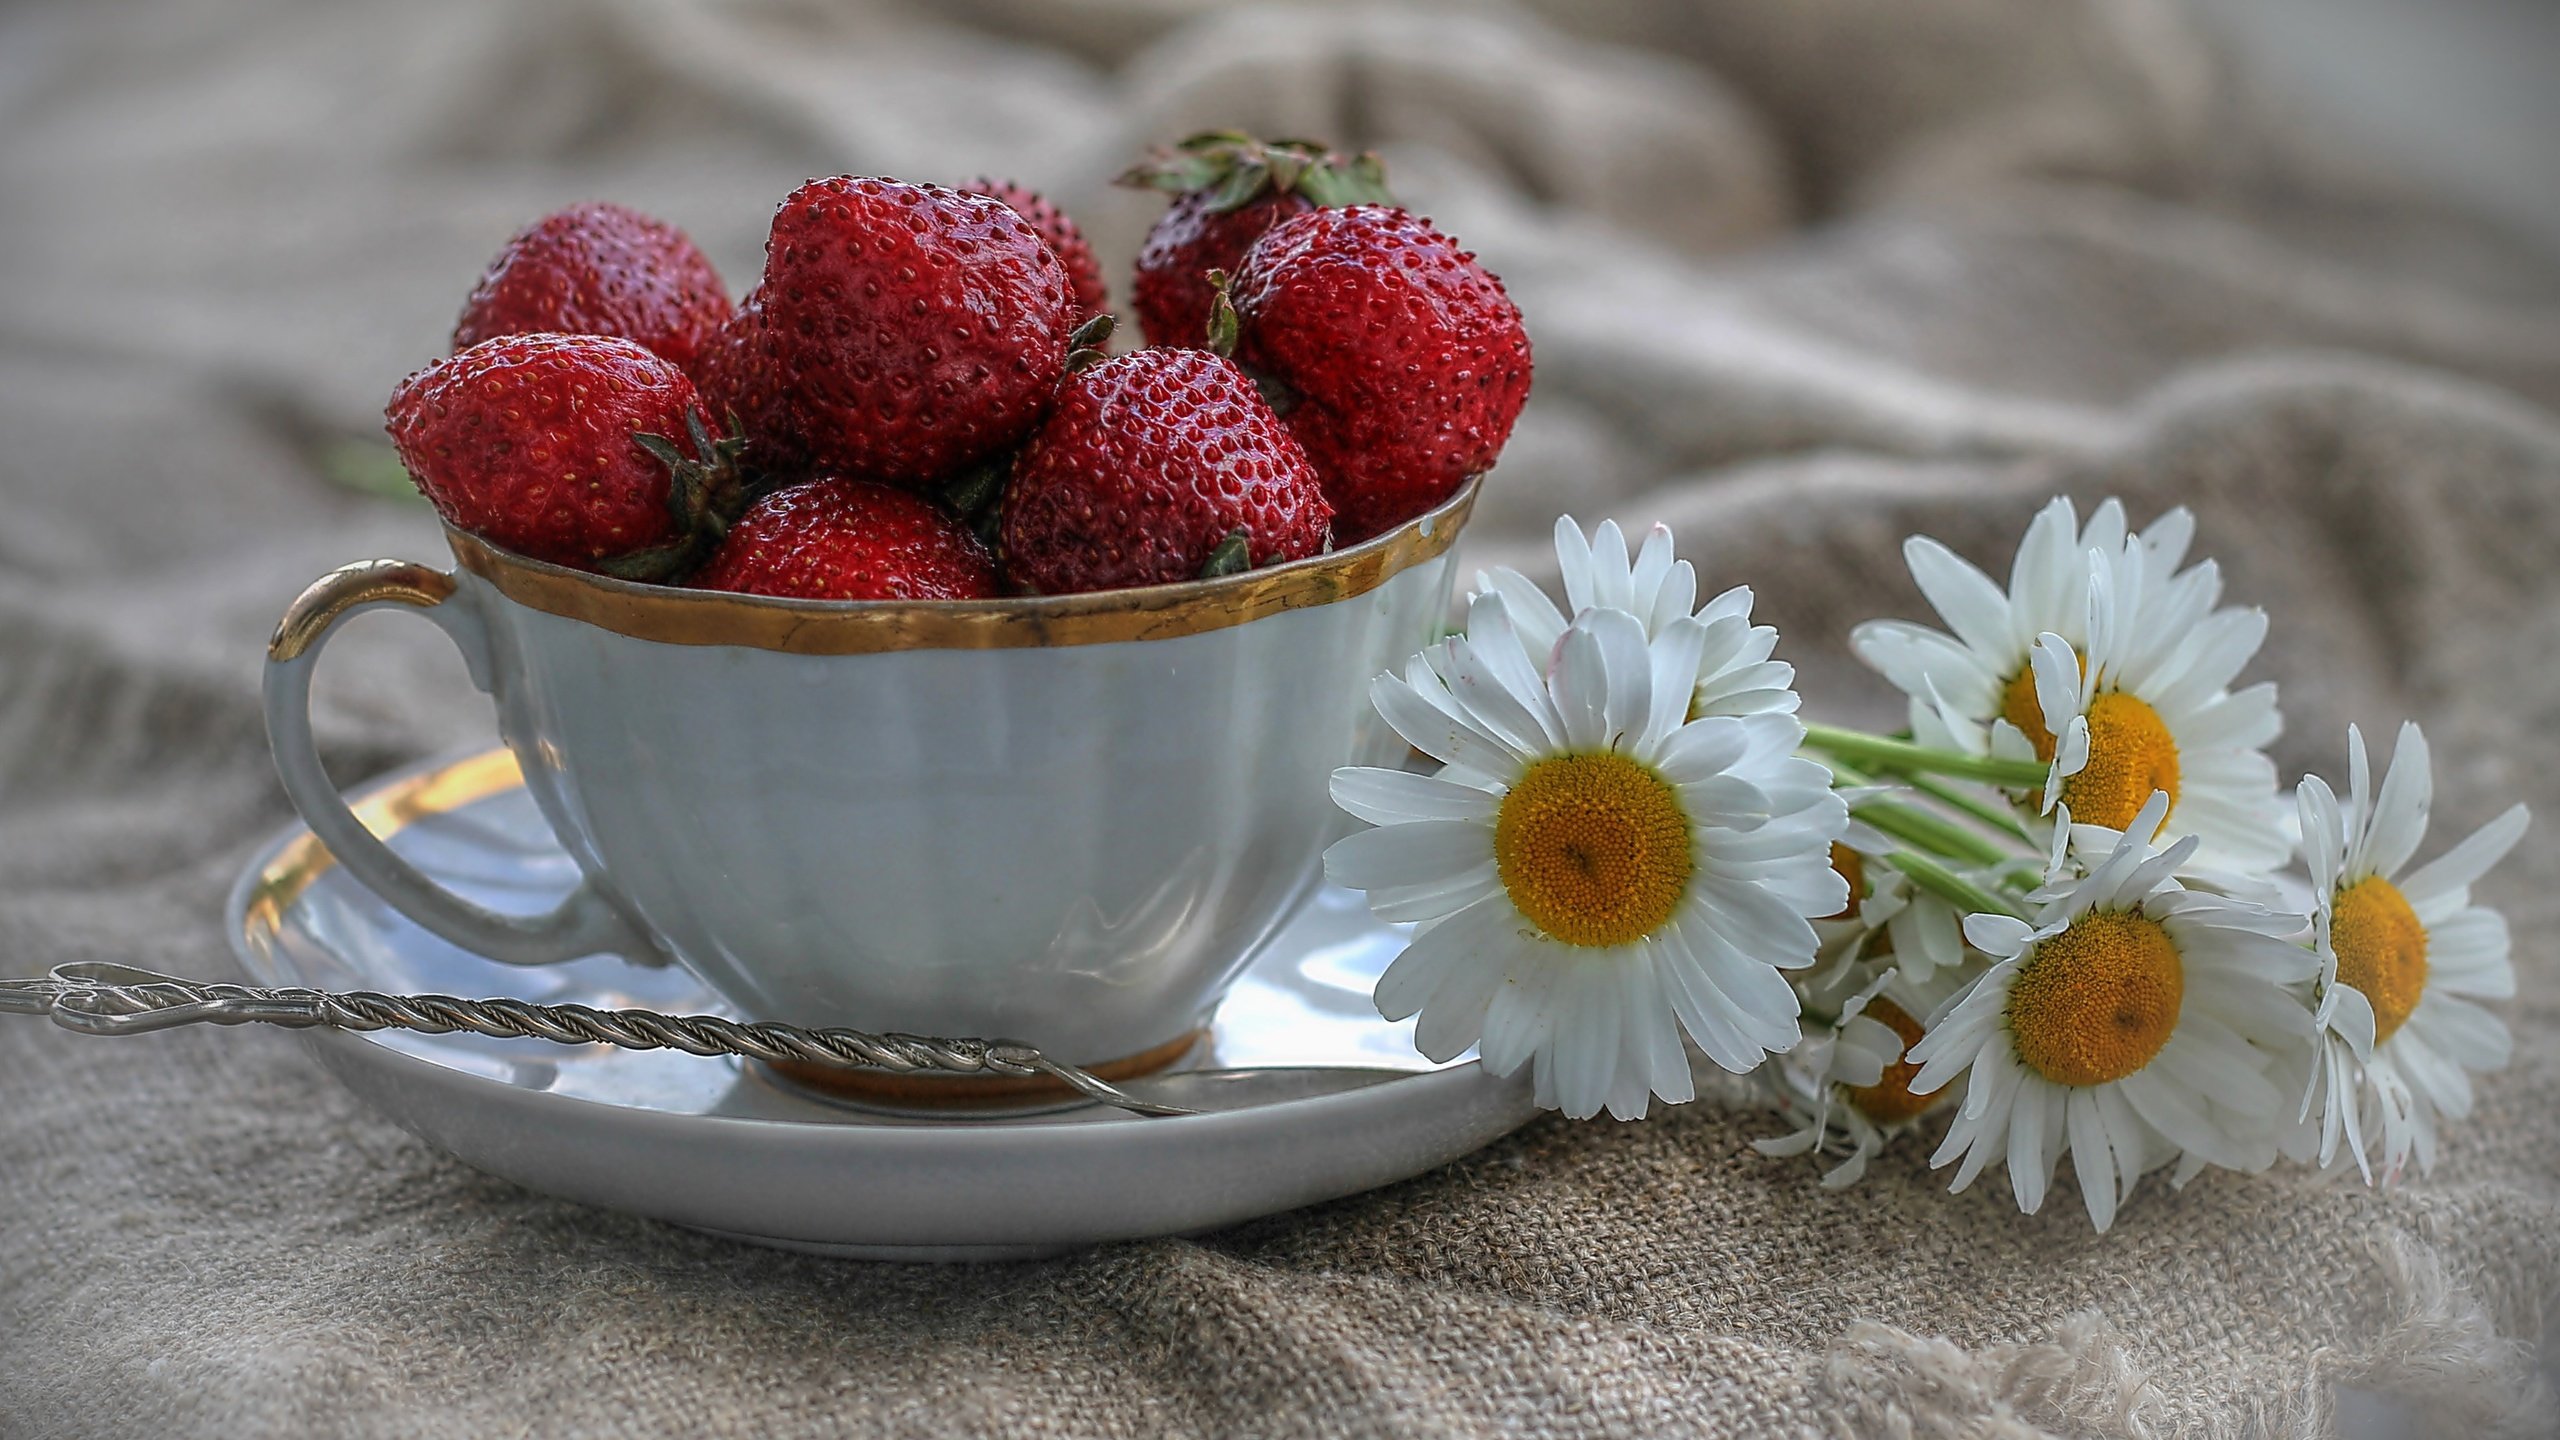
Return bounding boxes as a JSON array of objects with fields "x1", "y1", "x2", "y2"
[{"x1": 385, "y1": 134, "x2": 1532, "y2": 600}]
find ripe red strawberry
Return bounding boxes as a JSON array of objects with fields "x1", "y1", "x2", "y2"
[
  {"x1": 1227, "y1": 205, "x2": 1531, "y2": 540},
  {"x1": 689, "y1": 286, "x2": 811, "y2": 483},
  {"x1": 962, "y1": 178, "x2": 1106, "y2": 323},
  {"x1": 386, "y1": 333, "x2": 742, "y2": 578},
  {"x1": 761, "y1": 176, "x2": 1074, "y2": 486},
  {"x1": 1119, "y1": 132, "x2": 1391, "y2": 348},
  {"x1": 452, "y1": 202, "x2": 732, "y2": 373},
  {"x1": 693, "y1": 477, "x2": 996, "y2": 600},
  {"x1": 1001, "y1": 348, "x2": 1332, "y2": 594}
]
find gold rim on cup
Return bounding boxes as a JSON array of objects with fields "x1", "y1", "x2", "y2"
[{"x1": 425, "y1": 477, "x2": 1477, "y2": 655}]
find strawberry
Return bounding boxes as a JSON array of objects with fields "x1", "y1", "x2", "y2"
[
  {"x1": 1118, "y1": 132, "x2": 1391, "y2": 348},
  {"x1": 961, "y1": 178, "x2": 1107, "y2": 323},
  {"x1": 452, "y1": 202, "x2": 732, "y2": 374},
  {"x1": 1226, "y1": 204, "x2": 1531, "y2": 540},
  {"x1": 689, "y1": 286, "x2": 811, "y2": 484},
  {"x1": 693, "y1": 476, "x2": 996, "y2": 600},
  {"x1": 761, "y1": 176, "x2": 1074, "y2": 486},
  {"x1": 1000, "y1": 347, "x2": 1331, "y2": 594},
  {"x1": 386, "y1": 333, "x2": 743, "y2": 579}
]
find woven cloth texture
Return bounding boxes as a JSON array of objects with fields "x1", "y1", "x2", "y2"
[{"x1": 1, "y1": 1, "x2": 2556, "y2": 1435}]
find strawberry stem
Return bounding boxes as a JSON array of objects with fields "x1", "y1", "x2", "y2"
[
  {"x1": 609, "y1": 409, "x2": 751, "y2": 585},
  {"x1": 1115, "y1": 132, "x2": 1393, "y2": 214}
]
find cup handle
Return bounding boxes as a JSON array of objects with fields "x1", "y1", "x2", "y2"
[{"x1": 263, "y1": 559, "x2": 660, "y2": 967}]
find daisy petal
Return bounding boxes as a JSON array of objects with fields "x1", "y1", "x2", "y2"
[
  {"x1": 1373, "y1": 892, "x2": 1513, "y2": 1022},
  {"x1": 2423, "y1": 909, "x2": 2514, "y2": 997},
  {"x1": 1580, "y1": 608, "x2": 1654, "y2": 750},
  {"x1": 1477, "y1": 958, "x2": 1560, "y2": 1077},
  {"x1": 2007, "y1": 1076, "x2": 2052, "y2": 1214},
  {"x1": 1550, "y1": 624, "x2": 1610, "y2": 750},
  {"x1": 1587, "y1": 521, "x2": 1634, "y2": 614},
  {"x1": 2030, "y1": 632, "x2": 2082, "y2": 742},
  {"x1": 1444, "y1": 633, "x2": 1559, "y2": 756},
  {"x1": 1476, "y1": 566, "x2": 1568, "y2": 662},
  {"x1": 1627, "y1": 957, "x2": 1695, "y2": 1108},
  {"x1": 1850, "y1": 620, "x2": 2001, "y2": 715},
  {"x1": 1644, "y1": 616, "x2": 1711, "y2": 745},
  {"x1": 1331, "y1": 767, "x2": 1499, "y2": 826},
  {"x1": 2009, "y1": 499, "x2": 2081, "y2": 645},
  {"x1": 2361, "y1": 722, "x2": 2433, "y2": 879},
  {"x1": 1658, "y1": 930, "x2": 1770, "y2": 1073},
  {"x1": 1546, "y1": 963, "x2": 1623, "y2": 1120},
  {"x1": 1655, "y1": 716, "x2": 1750, "y2": 784},
  {"x1": 1366, "y1": 866, "x2": 1503, "y2": 925},
  {"x1": 1324, "y1": 820, "x2": 1489, "y2": 891},
  {"x1": 2400, "y1": 804, "x2": 2529, "y2": 909},
  {"x1": 2119, "y1": 1069, "x2": 2244, "y2": 1170},
  {"x1": 1554, "y1": 516, "x2": 1596, "y2": 615},
  {"x1": 1963, "y1": 913, "x2": 2038, "y2": 957},
  {"x1": 2296, "y1": 774, "x2": 2341, "y2": 891},
  {"x1": 2405, "y1": 995, "x2": 2511, "y2": 1073},
  {"x1": 1905, "y1": 536, "x2": 2016, "y2": 660},
  {"x1": 2068, "y1": 1088, "x2": 2119, "y2": 1232},
  {"x1": 1629, "y1": 524, "x2": 1675, "y2": 619},
  {"x1": 1372, "y1": 671, "x2": 1520, "y2": 774}
]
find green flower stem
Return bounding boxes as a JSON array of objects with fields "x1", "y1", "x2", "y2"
[
  {"x1": 1850, "y1": 796, "x2": 2016, "y2": 870},
  {"x1": 1813, "y1": 754, "x2": 2027, "y2": 868},
  {"x1": 1800, "y1": 723, "x2": 2047, "y2": 789},
  {"x1": 1814, "y1": 725, "x2": 2035, "y2": 841},
  {"x1": 1890, "y1": 848, "x2": 2032, "y2": 921},
  {"x1": 1815, "y1": 746, "x2": 2039, "y2": 915},
  {"x1": 1893, "y1": 769, "x2": 2033, "y2": 842}
]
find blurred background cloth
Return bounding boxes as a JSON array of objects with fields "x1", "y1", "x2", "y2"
[{"x1": 2, "y1": 1, "x2": 2556, "y2": 1436}]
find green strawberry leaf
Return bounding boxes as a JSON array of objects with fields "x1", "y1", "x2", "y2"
[
  {"x1": 1203, "y1": 270, "x2": 1240, "y2": 358},
  {"x1": 1198, "y1": 527, "x2": 1253, "y2": 579}
]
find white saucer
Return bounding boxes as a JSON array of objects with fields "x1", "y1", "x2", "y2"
[{"x1": 227, "y1": 750, "x2": 1538, "y2": 1261}]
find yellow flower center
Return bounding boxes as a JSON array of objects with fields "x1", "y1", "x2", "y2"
[
  {"x1": 1996, "y1": 671, "x2": 2181, "y2": 835},
  {"x1": 1998, "y1": 669, "x2": 2178, "y2": 834},
  {"x1": 1494, "y1": 753, "x2": 1694, "y2": 948},
  {"x1": 2007, "y1": 909, "x2": 2184, "y2": 1086},
  {"x1": 2331, "y1": 875, "x2": 2428, "y2": 1044},
  {"x1": 1825, "y1": 843, "x2": 1866, "y2": 922},
  {"x1": 2000, "y1": 666, "x2": 2056, "y2": 758},
  {"x1": 1845, "y1": 997, "x2": 1935, "y2": 1123},
  {"x1": 2063, "y1": 694, "x2": 2181, "y2": 834}
]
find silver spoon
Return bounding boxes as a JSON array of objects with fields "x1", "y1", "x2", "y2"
[{"x1": 1, "y1": 962, "x2": 1232, "y2": 1118}]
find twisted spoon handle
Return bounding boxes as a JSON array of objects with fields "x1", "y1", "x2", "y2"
[{"x1": 0, "y1": 962, "x2": 1195, "y2": 1118}]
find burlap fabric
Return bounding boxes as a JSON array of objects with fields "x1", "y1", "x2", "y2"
[{"x1": 2, "y1": 1, "x2": 2555, "y2": 1435}]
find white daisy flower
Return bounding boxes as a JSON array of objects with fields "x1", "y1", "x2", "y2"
[
  {"x1": 1755, "y1": 957, "x2": 1973, "y2": 1187},
  {"x1": 1812, "y1": 824, "x2": 1973, "y2": 986},
  {"x1": 2297, "y1": 722, "x2": 2528, "y2": 1184},
  {"x1": 1474, "y1": 516, "x2": 1800, "y2": 719},
  {"x1": 1906, "y1": 792, "x2": 2317, "y2": 1231},
  {"x1": 1850, "y1": 497, "x2": 2201, "y2": 764},
  {"x1": 2018, "y1": 521, "x2": 2288, "y2": 872},
  {"x1": 1325, "y1": 597, "x2": 1849, "y2": 1120}
]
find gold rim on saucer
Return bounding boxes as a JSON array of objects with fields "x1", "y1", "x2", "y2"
[
  {"x1": 230, "y1": 747, "x2": 1206, "y2": 1116},
  {"x1": 241, "y1": 748, "x2": 526, "y2": 929}
]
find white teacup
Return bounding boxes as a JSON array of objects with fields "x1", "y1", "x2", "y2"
[{"x1": 263, "y1": 485, "x2": 1472, "y2": 1080}]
